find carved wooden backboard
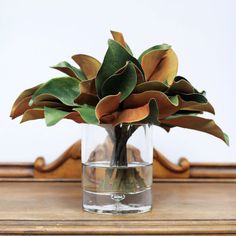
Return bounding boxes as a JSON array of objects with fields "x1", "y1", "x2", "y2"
[{"x1": 0, "y1": 140, "x2": 235, "y2": 179}]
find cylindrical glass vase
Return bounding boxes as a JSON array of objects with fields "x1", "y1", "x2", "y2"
[{"x1": 81, "y1": 124, "x2": 153, "y2": 214}]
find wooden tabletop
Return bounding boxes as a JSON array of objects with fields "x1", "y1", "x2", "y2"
[{"x1": 0, "y1": 179, "x2": 236, "y2": 235}]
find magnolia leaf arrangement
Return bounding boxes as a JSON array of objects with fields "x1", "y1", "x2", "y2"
[{"x1": 11, "y1": 31, "x2": 229, "y2": 156}]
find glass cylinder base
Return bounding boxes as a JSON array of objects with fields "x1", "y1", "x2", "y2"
[
  {"x1": 83, "y1": 189, "x2": 152, "y2": 214},
  {"x1": 82, "y1": 162, "x2": 152, "y2": 214},
  {"x1": 82, "y1": 124, "x2": 153, "y2": 214}
]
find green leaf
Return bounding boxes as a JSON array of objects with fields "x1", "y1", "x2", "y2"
[
  {"x1": 174, "y1": 110, "x2": 202, "y2": 115},
  {"x1": 30, "y1": 77, "x2": 81, "y2": 106},
  {"x1": 163, "y1": 80, "x2": 169, "y2": 86},
  {"x1": 44, "y1": 107, "x2": 69, "y2": 127},
  {"x1": 125, "y1": 43, "x2": 133, "y2": 56},
  {"x1": 223, "y1": 133, "x2": 230, "y2": 146},
  {"x1": 140, "y1": 99, "x2": 159, "y2": 125},
  {"x1": 51, "y1": 61, "x2": 87, "y2": 81},
  {"x1": 74, "y1": 105, "x2": 98, "y2": 124},
  {"x1": 160, "y1": 115, "x2": 229, "y2": 145},
  {"x1": 96, "y1": 39, "x2": 144, "y2": 98},
  {"x1": 101, "y1": 62, "x2": 137, "y2": 101},
  {"x1": 134, "y1": 81, "x2": 168, "y2": 93},
  {"x1": 180, "y1": 93, "x2": 208, "y2": 103},
  {"x1": 169, "y1": 95, "x2": 179, "y2": 106}
]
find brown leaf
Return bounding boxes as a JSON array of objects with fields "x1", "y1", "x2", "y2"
[
  {"x1": 123, "y1": 91, "x2": 180, "y2": 119},
  {"x1": 75, "y1": 93, "x2": 99, "y2": 106},
  {"x1": 20, "y1": 109, "x2": 44, "y2": 123},
  {"x1": 33, "y1": 100, "x2": 64, "y2": 108},
  {"x1": 21, "y1": 108, "x2": 85, "y2": 124},
  {"x1": 65, "y1": 112, "x2": 85, "y2": 123},
  {"x1": 72, "y1": 54, "x2": 101, "y2": 79},
  {"x1": 141, "y1": 49, "x2": 178, "y2": 84},
  {"x1": 160, "y1": 115, "x2": 228, "y2": 144},
  {"x1": 180, "y1": 99, "x2": 215, "y2": 114},
  {"x1": 141, "y1": 50, "x2": 166, "y2": 80},
  {"x1": 11, "y1": 94, "x2": 62, "y2": 119},
  {"x1": 10, "y1": 84, "x2": 42, "y2": 118},
  {"x1": 95, "y1": 93, "x2": 121, "y2": 120},
  {"x1": 110, "y1": 30, "x2": 126, "y2": 48},
  {"x1": 79, "y1": 78, "x2": 97, "y2": 96},
  {"x1": 112, "y1": 103, "x2": 151, "y2": 126},
  {"x1": 99, "y1": 113, "x2": 118, "y2": 124},
  {"x1": 11, "y1": 96, "x2": 32, "y2": 119},
  {"x1": 31, "y1": 94, "x2": 61, "y2": 105},
  {"x1": 168, "y1": 78, "x2": 194, "y2": 94}
]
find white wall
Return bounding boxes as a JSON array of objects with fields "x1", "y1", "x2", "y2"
[{"x1": 0, "y1": 0, "x2": 235, "y2": 163}]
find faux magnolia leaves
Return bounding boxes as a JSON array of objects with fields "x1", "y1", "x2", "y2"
[{"x1": 10, "y1": 31, "x2": 229, "y2": 145}]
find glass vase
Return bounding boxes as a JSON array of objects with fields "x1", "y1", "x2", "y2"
[{"x1": 81, "y1": 124, "x2": 153, "y2": 214}]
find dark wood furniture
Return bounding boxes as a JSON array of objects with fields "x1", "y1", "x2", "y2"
[
  {"x1": 0, "y1": 178, "x2": 236, "y2": 235},
  {"x1": 0, "y1": 140, "x2": 235, "y2": 235}
]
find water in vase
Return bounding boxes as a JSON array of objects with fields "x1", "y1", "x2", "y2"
[{"x1": 82, "y1": 161, "x2": 152, "y2": 214}]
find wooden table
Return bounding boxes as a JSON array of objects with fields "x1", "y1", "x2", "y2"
[{"x1": 0, "y1": 179, "x2": 236, "y2": 235}]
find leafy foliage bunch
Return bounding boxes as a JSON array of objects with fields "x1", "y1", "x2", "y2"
[{"x1": 10, "y1": 31, "x2": 229, "y2": 145}]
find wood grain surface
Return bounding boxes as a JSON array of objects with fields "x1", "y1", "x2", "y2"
[{"x1": 0, "y1": 179, "x2": 236, "y2": 235}]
